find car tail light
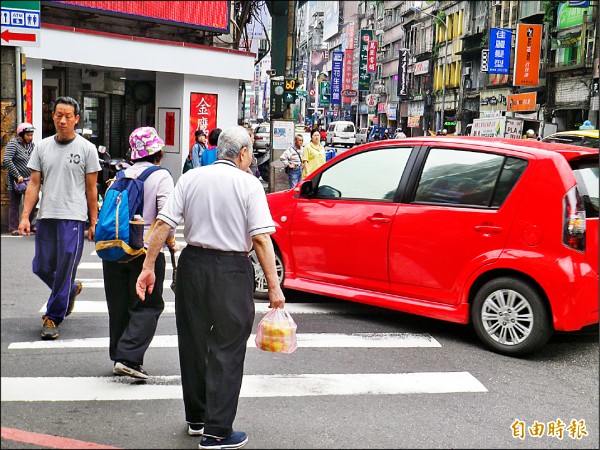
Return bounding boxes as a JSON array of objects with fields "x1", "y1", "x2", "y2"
[
  {"x1": 563, "y1": 186, "x2": 586, "y2": 252},
  {"x1": 255, "y1": 136, "x2": 263, "y2": 140}
]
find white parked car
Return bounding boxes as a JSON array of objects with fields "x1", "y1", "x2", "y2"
[{"x1": 326, "y1": 121, "x2": 356, "y2": 147}]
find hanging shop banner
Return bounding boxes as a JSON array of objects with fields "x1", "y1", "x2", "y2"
[
  {"x1": 558, "y1": 2, "x2": 593, "y2": 29},
  {"x1": 319, "y1": 81, "x2": 331, "y2": 106},
  {"x1": 481, "y1": 49, "x2": 489, "y2": 72},
  {"x1": 507, "y1": 92, "x2": 537, "y2": 112},
  {"x1": 309, "y1": 50, "x2": 328, "y2": 93},
  {"x1": 414, "y1": 60, "x2": 430, "y2": 76},
  {"x1": 330, "y1": 51, "x2": 344, "y2": 105},
  {"x1": 408, "y1": 116, "x2": 420, "y2": 128},
  {"x1": 342, "y1": 49, "x2": 354, "y2": 103},
  {"x1": 488, "y1": 28, "x2": 512, "y2": 75},
  {"x1": 513, "y1": 24, "x2": 542, "y2": 86},
  {"x1": 358, "y1": 29, "x2": 373, "y2": 91},
  {"x1": 367, "y1": 40, "x2": 378, "y2": 73},
  {"x1": 189, "y1": 93, "x2": 218, "y2": 150},
  {"x1": 388, "y1": 104, "x2": 397, "y2": 120},
  {"x1": 397, "y1": 49, "x2": 409, "y2": 98}
]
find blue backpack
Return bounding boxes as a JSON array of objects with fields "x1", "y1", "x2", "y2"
[{"x1": 95, "y1": 165, "x2": 166, "y2": 262}]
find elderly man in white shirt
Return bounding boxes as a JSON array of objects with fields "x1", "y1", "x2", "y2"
[{"x1": 136, "y1": 125, "x2": 284, "y2": 450}]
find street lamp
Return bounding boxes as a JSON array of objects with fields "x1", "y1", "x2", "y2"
[{"x1": 410, "y1": 6, "x2": 448, "y2": 133}]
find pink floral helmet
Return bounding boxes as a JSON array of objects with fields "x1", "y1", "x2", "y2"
[{"x1": 129, "y1": 126, "x2": 164, "y2": 160}]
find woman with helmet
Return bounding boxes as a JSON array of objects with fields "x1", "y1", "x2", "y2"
[
  {"x1": 3, "y1": 122, "x2": 37, "y2": 235},
  {"x1": 101, "y1": 126, "x2": 177, "y2": 379}
]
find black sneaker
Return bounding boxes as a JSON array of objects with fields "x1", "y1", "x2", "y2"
[
  {"x1": 65, "y1": 281, "x2": 82, "y2": 317},
  {"x1": 199, "y1": 431, "x2": 248, "y2": 449},
  {"x1": 41, "y1": 316, "x2": 59, "y2": 340},
  {"x1": 113, "y1": 361, "x2": 148, "y2": 380},
  {"x1": 188, "y1": 423, "x2": 204, "y2": 436}
]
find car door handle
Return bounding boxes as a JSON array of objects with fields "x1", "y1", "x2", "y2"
[
  {"x1": 474, "y1": 225, "x2": 503, "y2": 234},
  {"x1": 367, "y1": 215, "x2": 391, "y2": 224}
]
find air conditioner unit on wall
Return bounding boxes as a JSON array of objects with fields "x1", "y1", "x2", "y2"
[{"x1": 463, "y1": 67, "x2": 471, "y2": 76}]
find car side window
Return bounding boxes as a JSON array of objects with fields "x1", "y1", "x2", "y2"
[
  {"x1": 414, "y1": 149, "x2": 526, "y2": 207},
  {"x1": 315, "y1": 147, "x2": 411, "y2": 201}
]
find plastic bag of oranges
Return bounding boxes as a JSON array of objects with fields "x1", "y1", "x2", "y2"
[{"x1": 255, "y1": 307, "x2": 297, "y2": 353}]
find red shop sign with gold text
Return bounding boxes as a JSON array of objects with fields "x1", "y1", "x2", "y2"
[{"x1": 189, "y1": 93, "x2": 218, "y2": 149}]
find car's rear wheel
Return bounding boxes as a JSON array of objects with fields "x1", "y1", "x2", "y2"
[
  {"x1": 250, "y1": 248, "x2": 284, "y2": 300},
  {"x1": 472, "y1": 277, "x2": 552, "y2": 356}
]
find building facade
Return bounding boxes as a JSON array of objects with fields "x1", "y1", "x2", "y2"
[
  {"x1": 295, "y1": 0, "x2": 598, "y2": 136},
  {"x1": 1, "y1": 2, "x2": 255, "y2": 229}
]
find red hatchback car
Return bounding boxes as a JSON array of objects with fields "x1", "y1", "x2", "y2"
[{"x1": 251, "y1": 137, "x2": 599, "y2": 356}]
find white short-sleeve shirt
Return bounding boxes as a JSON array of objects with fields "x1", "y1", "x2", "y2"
[{"x1": 157, "y1": 159, "x2": 275, "y2": 252}]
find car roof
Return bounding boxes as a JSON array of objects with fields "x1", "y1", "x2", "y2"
[
  {"x1": 352, "y1": 136, "x2": 598, "y2": 161},
  {"x1": 543, "y1": 129, "x2": 599, "y2": 139}
]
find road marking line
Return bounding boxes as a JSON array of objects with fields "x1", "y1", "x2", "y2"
[
  {"x1": 1, "y1": 372, "x2": 486, "y2": 401},
  {"x1": 0, "y1": 426, "x2": 120, "y2": 449},
  {"x1": 78, "y1": 262, "x2": 174, "y2": 270},
  {"x1": 39, "y1": 301, "x2": 380, "y2": 315},
  {"x1": 8, "y1": 332, "x2": 441, "y2": 350}
]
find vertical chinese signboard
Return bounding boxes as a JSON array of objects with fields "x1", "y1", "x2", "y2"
[
  {"x1": 397, "y1": 49, "x2": 409, "y2": 98},
  {"x1": 488, "y1": 28, "x2": 512, "y2": 74},
  {"x1": 330, "y1": 51, "x2": 344, "y2": 105},
  {"x1": 513, "y1": 24, "x2": 542, "y2": 86},
  {"x1": 189, "y1": 93, "x2": 218, "y2": 150},
  {"x1": 319, "y1": 81, "x2": 330, "y2": 106},
  {"x1": 367, "y1": 40, "x2": 377, "y2": 73},
  {"x1": 342, "y1": 49, "x2": 354, "y2": 103},
  {"x1": 358, "y1": 29, "x2": 373, "y2": 91}
]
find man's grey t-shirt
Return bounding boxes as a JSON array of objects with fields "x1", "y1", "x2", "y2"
[{"x1": 28, "y1": 134, "x2": 101, "y2": 221}]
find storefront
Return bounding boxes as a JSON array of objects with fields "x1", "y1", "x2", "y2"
[
  {"x1": 25, "y1": 25, "x2": 253, "y2": 184},
  {"x1": 553, "y1": 76, "x2": 593, "y2": 131}
]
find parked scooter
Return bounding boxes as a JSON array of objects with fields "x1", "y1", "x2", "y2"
[
  {"x1": 256, "y1": 143, "x2": 270, "y2": 180},
  {"x1": 97, "y1": 145, "x2": 130, "y2": 208}
]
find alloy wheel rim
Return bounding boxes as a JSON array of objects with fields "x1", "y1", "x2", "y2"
[
  {"x1": 481, "y1": 289, "x2": 534, "y2": 346},
  {"x1": 250, "y1": 251, "x2": 283, "y2": 294}
]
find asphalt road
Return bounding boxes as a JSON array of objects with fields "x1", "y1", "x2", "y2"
[{"x1": 1, "y1": 230, "x2": 598, "y2": 449}]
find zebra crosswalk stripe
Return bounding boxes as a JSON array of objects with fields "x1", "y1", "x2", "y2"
[
  {"x1": 0, "y1": 372, "x2": 487, "y2": 402},
  {"x1": 39, "y1": 301, "x2": 384, "y2": 315},
  {"x1": 8, "y1": 332, "x2": 442, "y2": 350}
]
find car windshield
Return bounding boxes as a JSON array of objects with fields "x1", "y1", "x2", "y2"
[
  {"x1": 341, "y1": 125, "x2": 354, "y2": 132},
  {"x1": 571, "y1": 157, "x2": 599, "y2": 218},
  {"x1": 256, "y1": 126, "x2": 268, "y2": 134}
]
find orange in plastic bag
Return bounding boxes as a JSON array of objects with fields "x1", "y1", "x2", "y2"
[{"x1": 255, "y1": 308, "x2": 297, "y2": 353}]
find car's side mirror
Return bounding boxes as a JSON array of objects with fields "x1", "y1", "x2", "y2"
[{"x1": 299, "y1": 179, "x2": 315, "y2": 197}]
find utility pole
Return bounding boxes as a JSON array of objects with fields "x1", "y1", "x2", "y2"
[{"x1": 283, "y1": 0, "x2": 296, "y2": 120}]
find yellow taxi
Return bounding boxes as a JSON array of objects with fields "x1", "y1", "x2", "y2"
[{"x1": 542, "y1": 129, "x2": 599, "y2": 149}]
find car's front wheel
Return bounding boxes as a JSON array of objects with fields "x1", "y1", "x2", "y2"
[
  {"x1": 472, "y1": 277, "x2": 552, "y2": 356},
  {"x1": 250, "y1": 248, "x2": 285, "y2": 299}
]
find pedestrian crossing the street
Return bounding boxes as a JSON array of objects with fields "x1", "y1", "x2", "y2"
[{"x1": 3, "y1": 224, "x2": 488, "y2": 404}]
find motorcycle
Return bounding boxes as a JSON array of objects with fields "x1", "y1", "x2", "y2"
[{"x1": 97, "y1": 145, "x2": 130, "y2": 209}]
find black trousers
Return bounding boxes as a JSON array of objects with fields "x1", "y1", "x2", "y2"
[
  {"x1": 175, "y1": 245, "x2": 254, "y2": 438},
  {"x1": 102, "y1": 253, "x2": 165, "y2": 366}
]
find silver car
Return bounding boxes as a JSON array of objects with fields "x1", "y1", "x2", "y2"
[
  {"x1": 254, "y1": 125, "x2": 270, "y2": 150},
  {"x1": 355, "y1": 127, "x2": 368, "y2": 144}
]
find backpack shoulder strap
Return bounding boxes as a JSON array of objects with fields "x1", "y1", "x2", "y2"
[{"x1": 137, "y1": 165, "x2": 168, "y2": 182}]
